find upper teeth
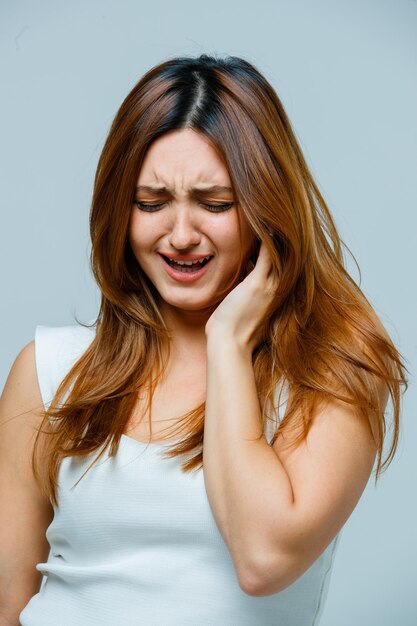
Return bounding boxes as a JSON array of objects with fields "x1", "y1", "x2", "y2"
[{"x1": 171, "y1": 256, "x2": 211, "y2": 265}]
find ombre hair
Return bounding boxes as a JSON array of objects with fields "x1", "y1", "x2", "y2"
[{"x1": 32, "y1": 54, "x2": 409, "y2": 506}]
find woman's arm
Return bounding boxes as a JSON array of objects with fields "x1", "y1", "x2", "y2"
[
  {"x1": 0, "y1": 342, "x2": 54, "y2": 624},
  {"x1": 203, "y1": 240, "x2": 387, "y2": 596},
  {"x1": 203, "y1": 332, "x2": 384, "y2": 598}
]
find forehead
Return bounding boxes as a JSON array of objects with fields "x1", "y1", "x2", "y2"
[{"x1": 137, "y1": 129, "x2": 232, "y2": 187}]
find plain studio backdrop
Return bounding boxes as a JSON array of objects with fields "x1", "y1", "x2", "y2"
[{"x1": 1, "y1": 1, "x2": 416, "y2": 623}]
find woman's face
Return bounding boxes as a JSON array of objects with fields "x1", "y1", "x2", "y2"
[{"x1": 128, "y1": 128, "x2": 256, "y2": 314}]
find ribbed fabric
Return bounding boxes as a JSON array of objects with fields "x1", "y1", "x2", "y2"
[{"x1": 20, "y1": 323, "x2": 342, "y2": 626}]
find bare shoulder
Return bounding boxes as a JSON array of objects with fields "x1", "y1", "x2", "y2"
[
  {"x1": 1, "y1": 340, "x2": 43, "y2": 428},
  {"x1": 0, "y1": 341, "x2": 54, "y2": 615},
  {"x1": 0, "y1": 339, "x2": 48, "y2": 497},
  {"x1": 2, "y1": 340, "x2": 39, "y2": 400}
]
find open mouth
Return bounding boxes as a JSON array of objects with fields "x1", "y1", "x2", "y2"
[{"x1": 160, "y1": 254, "x2": 213, "y2": 273}]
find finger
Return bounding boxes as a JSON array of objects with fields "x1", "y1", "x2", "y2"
[{"x1": 257, "y1": 239, "x2": 274, "y2": 274}]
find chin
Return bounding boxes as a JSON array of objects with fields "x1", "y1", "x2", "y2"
[
  {"x1": 155, "y1": 285, "x2": 218, "y2": 308},
  {"x1": 164, "y1": 295, "x2": 215, "y2": 311}
]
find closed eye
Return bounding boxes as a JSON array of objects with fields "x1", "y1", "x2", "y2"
[{"x1": 134, "y1": 201, "x2": 234, "y2": 213}]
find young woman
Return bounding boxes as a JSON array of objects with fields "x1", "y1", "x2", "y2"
[{"x1": 1, "y1": 54, "x2": 408, "y2": 625}]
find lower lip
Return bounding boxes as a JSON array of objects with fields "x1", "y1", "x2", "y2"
[{"x1": 159, "y1": 254, "x2": 213, "y2": 283}]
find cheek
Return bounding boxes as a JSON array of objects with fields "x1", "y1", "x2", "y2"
[
  {"x1": 224, "y1": 221, "x2": 256, "y2": 260},
  {"x1": 214, "y1": 232, "x2": 248, "y2": 274},
  {"x1": 128, "y1": 212, "x2": 155, "y2": 255},
  {"x1": 209, "y1": 217, "x2": 254, "y2": 267},
  {"x1": 212, "y1": 215, "x2": 241, "y2": 248}
]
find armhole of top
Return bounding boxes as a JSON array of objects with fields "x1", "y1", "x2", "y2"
[
  {"x1": 34, "y1": 325, "x2": 58, "y2": 412},
  {"x1": 34, "y1": 323, "x2": 96, "y2": 417}
]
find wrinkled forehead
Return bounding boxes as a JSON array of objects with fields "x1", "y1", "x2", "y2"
[{"x1": 137, "y1": 129, "x2": 233, "y2": 192}]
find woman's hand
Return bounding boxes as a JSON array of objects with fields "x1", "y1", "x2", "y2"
[{"x1": 205, "y1": 239, "x2": 278, "y2": 355}]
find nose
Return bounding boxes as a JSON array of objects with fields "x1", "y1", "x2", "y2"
[{"x1": 167, "y1": 207, "x2": 201, "y2": 249}]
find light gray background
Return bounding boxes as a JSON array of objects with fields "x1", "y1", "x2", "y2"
[{"x1": 1, "y1": 0, "x2": 416, "y2": 623}]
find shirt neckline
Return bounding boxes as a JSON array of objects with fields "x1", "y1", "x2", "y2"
[{"x1": 120, "y1": 433, "x2": 182, "y2": 448}]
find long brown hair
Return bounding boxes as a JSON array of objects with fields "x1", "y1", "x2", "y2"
[{"x1": 32, "y1": 54, "x2": 409, "y2": 507}]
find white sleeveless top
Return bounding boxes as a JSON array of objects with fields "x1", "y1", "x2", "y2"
[{"x1": 20, "y1": 323, "x2": 342, "y2": 626}]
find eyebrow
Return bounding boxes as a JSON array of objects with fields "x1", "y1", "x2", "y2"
[{"x1": 136, "y1": 184, "x2": 234, "y2": 197}]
